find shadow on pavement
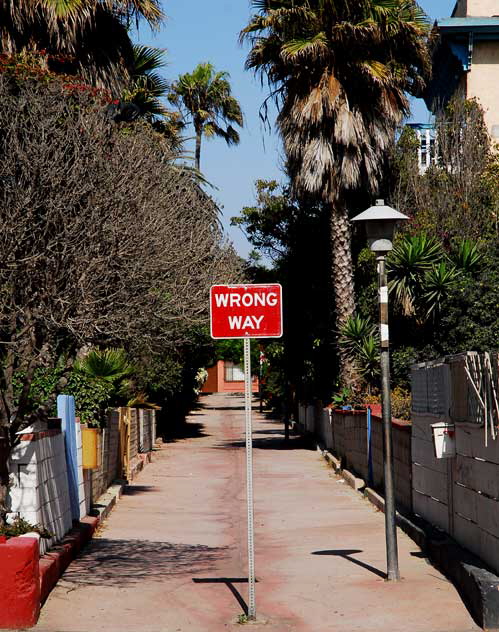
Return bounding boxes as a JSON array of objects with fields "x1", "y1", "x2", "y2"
[
  {"x1": 58, "y1": 539, "x2": 228, "y2": 586},
  {"x1": 312, "y1": 549, "x2": 387, "y2": 579},
  {"x1": 193, "y1": 577, "x2": 257, "y2": 616},
  {"x1": 164, "y1": 421, "x2": 209, "y2": 443},
  {"x1": 121, "y1": 485, "x2": 159, "y2": 496},
  {"x1": 219, "y1": 435, "x2": 314, "y2": 451}
]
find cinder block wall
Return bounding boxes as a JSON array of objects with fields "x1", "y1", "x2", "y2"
[
  {"x1": 412, "y1": 354, "x2": 499, "y2": 575},
  {"x1": 8, "y1": 428, "x2": 73, "y2": 556},
  {"x1": 300, "y1": 404, "x2": 412, "y2": 512}
]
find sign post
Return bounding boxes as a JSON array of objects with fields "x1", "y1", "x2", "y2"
[{"x1": 210, "y1": 284, "x2": 282, "y2": 621}]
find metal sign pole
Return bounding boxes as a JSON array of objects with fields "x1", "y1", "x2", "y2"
[{"x1": 244, "y1": 337, "x2": 256, "y2": 620}]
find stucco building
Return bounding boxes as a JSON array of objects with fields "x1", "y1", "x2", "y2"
[{"x1": 425, "y1": 0, "x2": 499, "y2": 137}]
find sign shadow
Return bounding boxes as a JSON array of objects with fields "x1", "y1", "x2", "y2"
[{"x1": 192, "y1": 577, "x2": 258, "y2": 615}]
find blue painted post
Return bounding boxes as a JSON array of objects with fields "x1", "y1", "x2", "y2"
[
  {"x1": 58, "y1": 395, "x2": 79, "y2": 521},
  {"x1": 367, "y1": 406, "x2": 374, "y2": 487}
]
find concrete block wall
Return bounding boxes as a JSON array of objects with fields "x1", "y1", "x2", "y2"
[
  {"x1": 411, "y1": 412, "x2": 450, "y2": 532},
  {"x1": 343, "y1": 412, "x2": 369, "y2": 482},
  {"x1": 371, "y1": 415, "x2": 412, "y2": 512},
  {"x1": 8, "y1": 428, "x2": 73, "y2": 556},
  {"x1": 411, "y1": 353, "x2": 499, "y2": 576},
  {"x1": 300, "y1": 403, "x2": 412, "y2": 511}
]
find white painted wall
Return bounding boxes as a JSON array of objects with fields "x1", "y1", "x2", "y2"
[{"x1": 8, "y1": 431, "x2": 73, "y2": 555}]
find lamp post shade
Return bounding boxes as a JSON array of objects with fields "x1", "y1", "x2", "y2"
[{"x1": 352, "y1": 200, "x2": 409, "y2": 253}]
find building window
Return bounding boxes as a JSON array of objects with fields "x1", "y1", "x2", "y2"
[{"x1": 225, "y1": 362, "x2": 245, "y2": 382}]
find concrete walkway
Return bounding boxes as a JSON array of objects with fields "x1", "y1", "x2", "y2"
[{"x1": 34, "y1": 394, "x2": 479, "y2": 632}]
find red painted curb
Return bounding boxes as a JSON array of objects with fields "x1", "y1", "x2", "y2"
[
  {"x1": 0, "y1": 537, "x2": 40, "y2": 629},
  {"x1": 38, "y1": 517, "x2": 99, "y2": 604}
]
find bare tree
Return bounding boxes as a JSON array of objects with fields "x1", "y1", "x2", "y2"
[{"x1": 0, "y1": 77, "x2": 240, "y2": 517}]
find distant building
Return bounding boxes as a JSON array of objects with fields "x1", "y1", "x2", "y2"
[
  {"x1": 406, "y1": 123, "x2": 437, "y2": 172},
  {"x1": 201, "y1": 360, "x2": 259, "y2": 394},
  {"x1": 425, "y1": 0, "x2": 499, "y2": 137},
  {"x1": 410, "y1": 0, "x2": 499, "y2": 171}
]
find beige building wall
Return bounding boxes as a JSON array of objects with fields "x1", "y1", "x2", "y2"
[
  {"x1": 467, "y1": 41, "x2": 499, "y2": 136},
  {"x1": 453, "y1": 0, "x2": 499, "y2": 16},
  {"x1": 467, "y1": 0, "x2": 498, "y2": 16}
]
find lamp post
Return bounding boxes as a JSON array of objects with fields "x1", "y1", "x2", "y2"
[{"x1": 352, "y1": 199, "x2": 408, "y2": 582}]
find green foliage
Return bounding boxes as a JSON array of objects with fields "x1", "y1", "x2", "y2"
[
  {"x1": 391, "y1": 98, "x2": 498, "y2": 242},
  {"x1": 388, "y1": 234, "x2": 443, "y2": 317},
  {"x1": 450, "y1": 239, "x2": 483, "y2": 274},
  {"x1": 433, "y1": 244, "x2": 499, "y2": 355},
  {"x1": 0, "y1": 516, "x2": 53, "y2": 539},
  {"x1": 332, "y1": 388, "x2": 352, "y2": 408},
  {"x1": 391, "y1": 346, "x2": 417, "y2": 390},
  {"x1": 64, "y1": 371, "x2": 115, "y2": 425},
  {"x1": 75, "y1": 348, "x2": 134, "y2": 383},
  {"x1": 423, "y1": 261, "x2": 460, "y2": 317},
  {"x1": 339, "y1": 316, "x2": 379, "y2": 387}
]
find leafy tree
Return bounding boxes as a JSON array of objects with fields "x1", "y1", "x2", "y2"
[
  {"x1": 391, "y1": 98, "x2": 499, "y2": 241},
  {"x1": 233, "y1": 179, "x2": 331, "y2": 407},
  {"x1": 241, "y1": 0, "x2": 430, "y2": 387},
  {"x1": 169, "y1": 62, "x2": 243, "y2": 170}
]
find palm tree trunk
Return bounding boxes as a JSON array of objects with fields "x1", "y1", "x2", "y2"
[
  {"x1": 195, "y1": 127, "x2": 202, "y2": 171},
  {"x1": 330, "y1": 201, "x2": 358, "y2": 388}
]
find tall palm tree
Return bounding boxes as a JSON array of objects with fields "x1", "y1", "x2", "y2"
[
  {"x1": 0, "y1": 0, "x2": 164, "y2": 93},
  {"x1": 168, "y1": 62, "x2": 243, "y2": 170},
  {"x1": 241, "y1": 0, "x2": 430, "y2": 387}
]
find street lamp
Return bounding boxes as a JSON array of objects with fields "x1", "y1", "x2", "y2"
[{"x1": 352, "y1": 199, "x2": 408, "y2": 582}]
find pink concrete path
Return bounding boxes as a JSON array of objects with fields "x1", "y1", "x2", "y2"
[{"x1": 34, "y1": 394, "x2": 479, "y2": 632}]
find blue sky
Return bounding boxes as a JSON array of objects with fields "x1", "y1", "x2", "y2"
[{"x1": 136, "y1": 0, "x2": 457, "y2": 259}]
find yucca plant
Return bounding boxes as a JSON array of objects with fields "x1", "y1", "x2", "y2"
[
  {"x1": 423, "y1": 262, "x2": 460, "y2": 317},
  {"x1": 339, "y1": 316, "x2": 379, "y2": 389},
  {"x1": 339, "y1": 315, "x2": 377, "y2": 355},
  {"x1": 388, "y1": 234, "x2": 443, "y2": 317},
  {"x1": 450, "y1": 239, "x2": 482, "y2": 274}
]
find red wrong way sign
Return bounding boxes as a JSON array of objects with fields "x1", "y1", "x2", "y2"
[{"x1": 210, "y1": 284, "x2": 282, "y2": 339}]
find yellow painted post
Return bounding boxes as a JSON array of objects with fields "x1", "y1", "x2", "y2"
[{"x1": 81, "y1": 427, "x2": 99, "y2": 470}]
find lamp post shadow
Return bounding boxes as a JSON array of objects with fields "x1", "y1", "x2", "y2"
[{"x1": 312, "y1": 549, "x2": 387, "y2": 580}]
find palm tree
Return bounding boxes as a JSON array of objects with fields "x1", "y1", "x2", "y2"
[
  {"x1": 0, "y1": 0, "x2": 164, "y2": 93},
  {"x1": 241, "y1": 0, "x2": 430, "y2": 387},
  {"x1": 123, "y1": 45, "x2": 185, "y2": 150},
  {"x1": 168, "y1": 62, "x2": 243, "y2": 170}
]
